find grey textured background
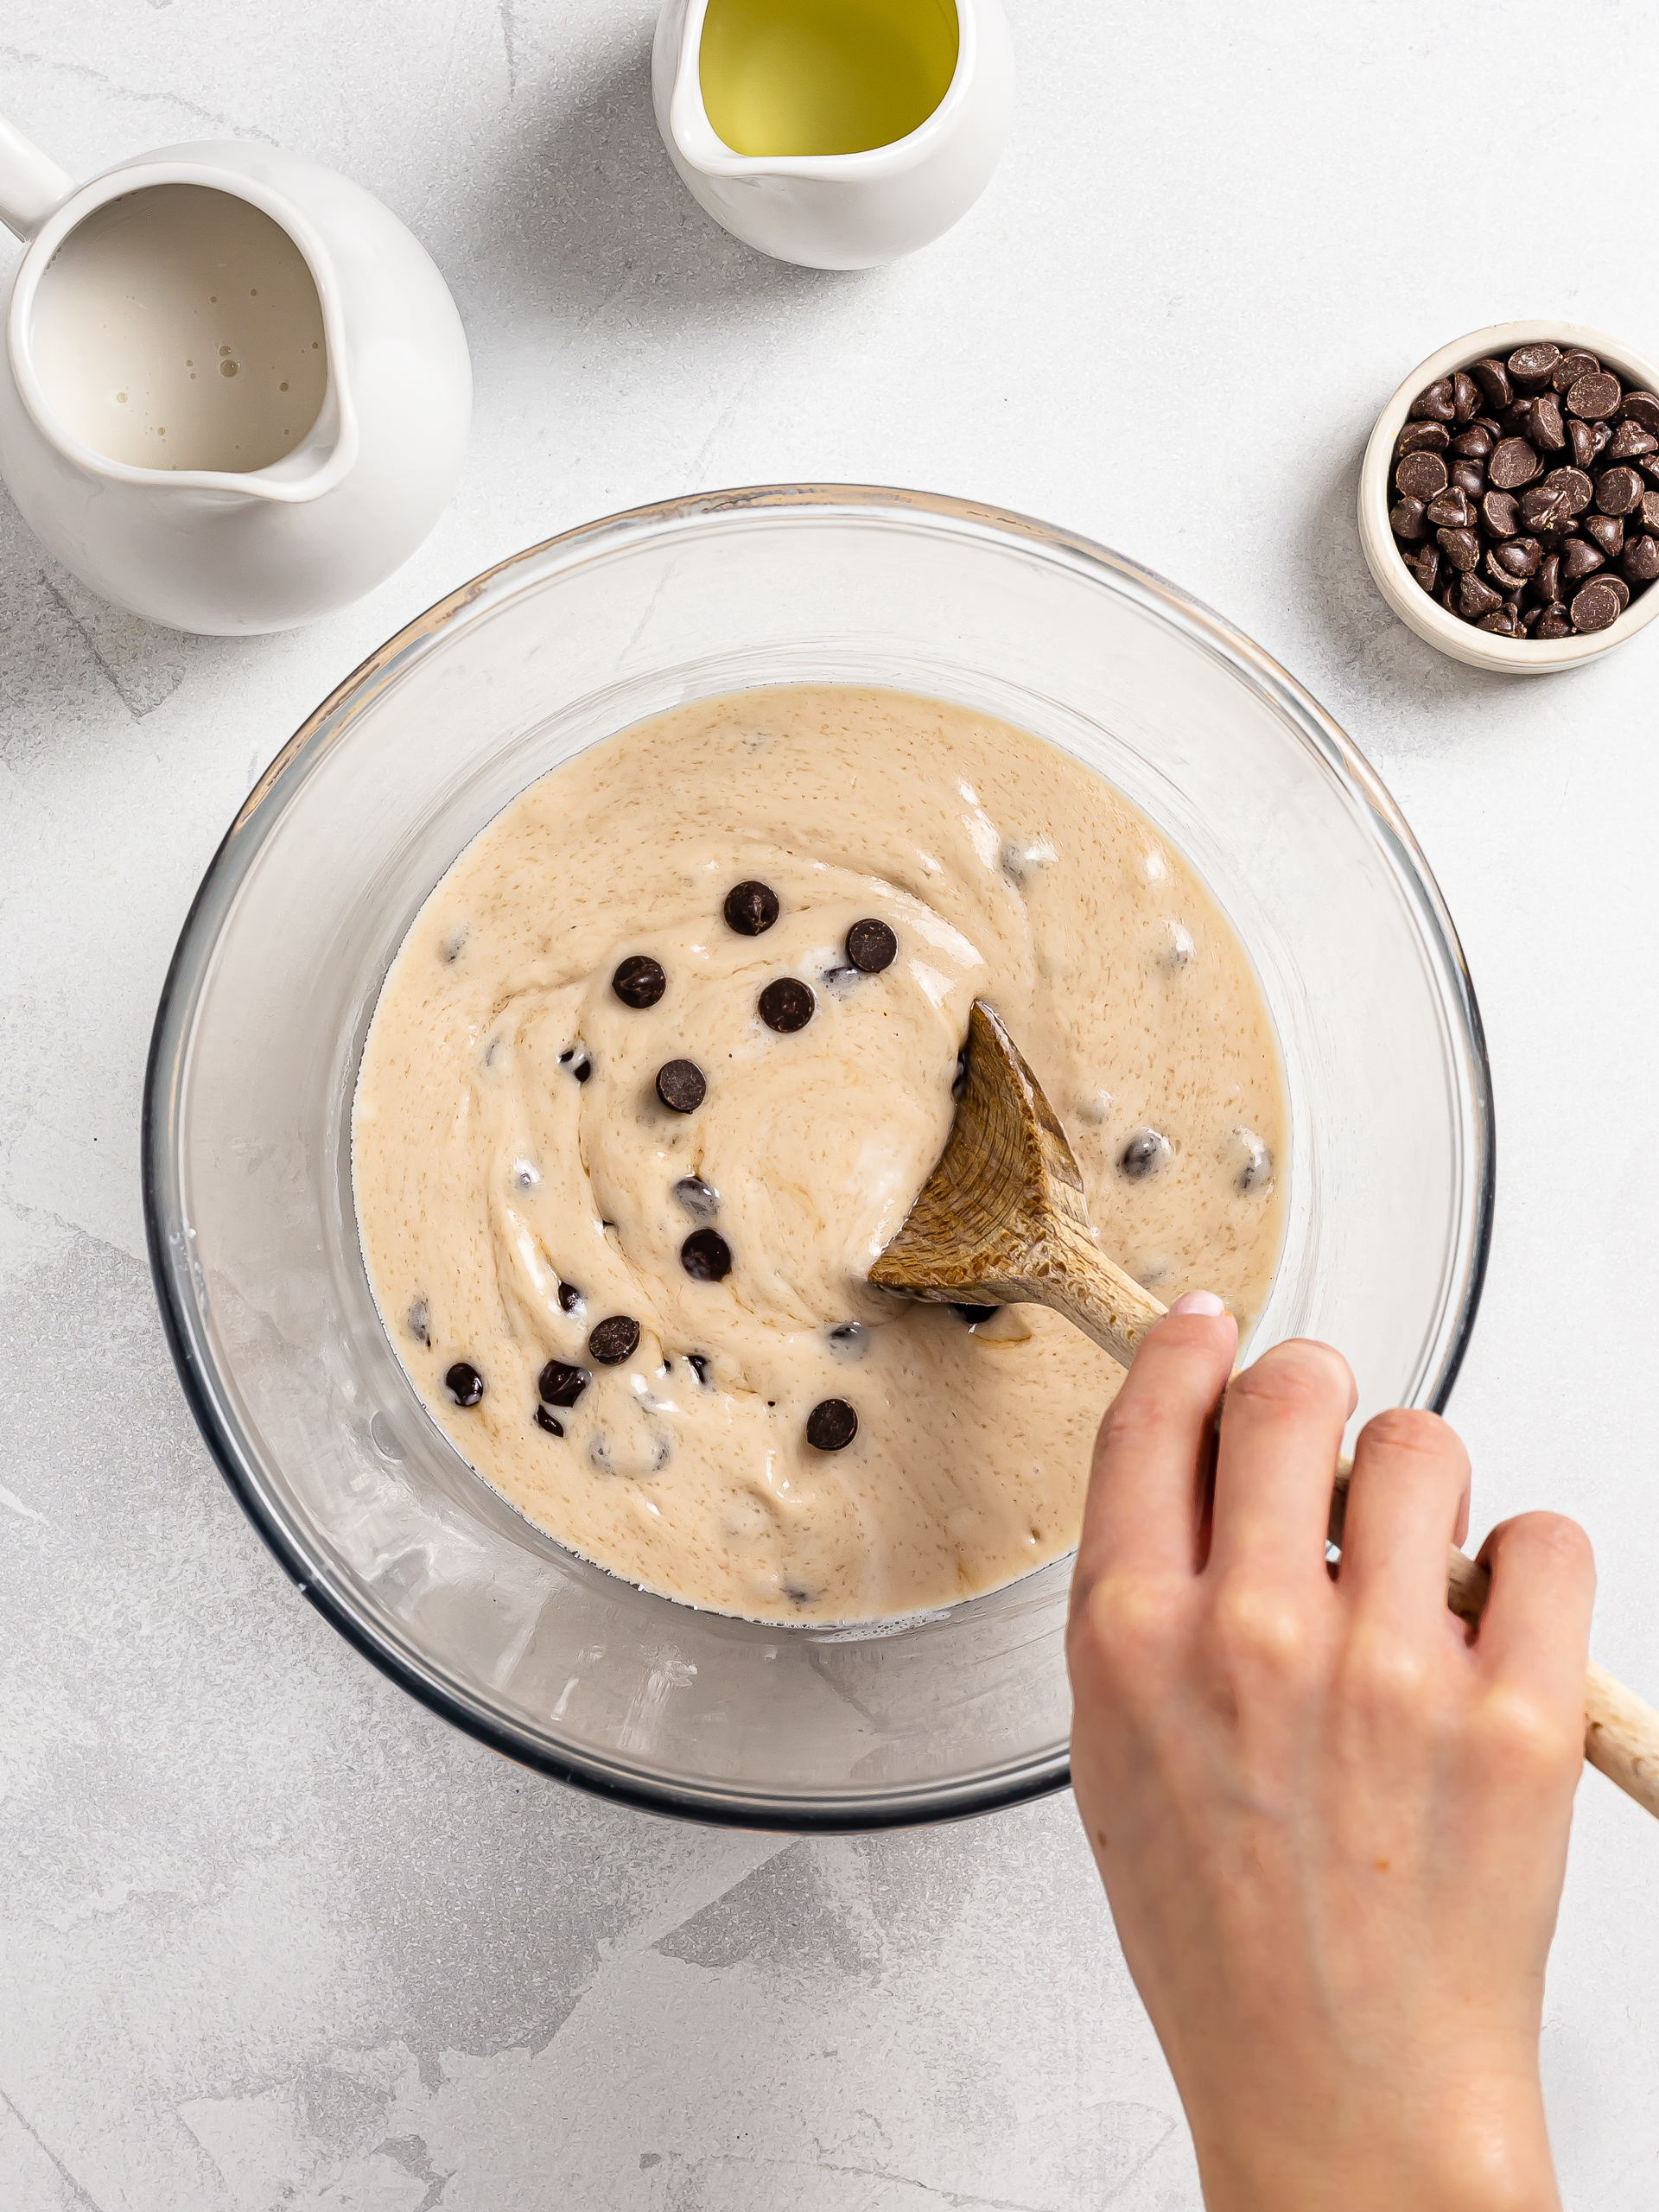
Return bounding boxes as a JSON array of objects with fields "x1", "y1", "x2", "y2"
[{"x1": 3, "y1": 3, "x2": 1658, "y2": 2206}]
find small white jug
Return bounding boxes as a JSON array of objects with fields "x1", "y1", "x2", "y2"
[
  {"x1": 652, "y1": 0, "x2": 1014, "y2": 270},
  {"x1": 0, "y1": 118, "x2": 471, "y2": 636}
]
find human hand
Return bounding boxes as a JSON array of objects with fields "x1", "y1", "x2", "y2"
[{"x1": 1066, "y1": 1295, "x2": 1594, "y2": 2212}]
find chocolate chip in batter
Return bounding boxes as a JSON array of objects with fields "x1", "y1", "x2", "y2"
[
  {"x1": 558, "y1": 1281, "x2": 582, "y2": 1313},
  {"x1": 445, "y1": 1361, "x2": 484, "y2": 1407},
  {"x1": 538, "y1": 1358, "x2": 590, "y2": 1407},
  {"x1": 724, "y1": 880, "x2": 779, "y2": 935},
  {"x1": 588, "y1": 1315, "x2": 639, "y2": 1365},
  {"x1": 656, "y1": 1058, "x2": 707, "y2": 1113},
  {"x1": 686, "y1": 1352, "x2": 711, "y2": 1384},
  {"x1": 845, "y1": 918, "x2": 898, "y2": 973},
  {"x1": 535, "y1": 1406, "x2": 565, "y2": 1436},
  {"x1": 673, "y1": 1176, "x2": 720, "y2": 1222},
  {"x1": 805, "y1": 1398, "x2": 858, "y2": 1452},
  {"x1": 758, "y1": 977, "x2": 815, "y2": 1033},
  {"x1": 951, "y1": 1304, "x2": 1000, "y2": 1325},
  {"x1": 613, "y1": 955, "x2": 666, "y2": 1008},
  {"x1": 1227, "y1": 1128, "x2": 1274, "y2": 1193},
  {"x1": 571, "y1": 1057, "x2": 593, "y2": 1084},
  {"x1": 826, "y1": 1320, "x2": 870, "y2": 1358},
  {"x1": 1119, "y1": 1129, "x2": 1171, "y2": 1180},
  {"x1": 407, "y1": 1299, "x2": 430, "y2": 1345},
  {"x1": 952, "y1": 1047, "x2": 969, "y2": 1099},
  {"x1": 680, "y1": 1228, "x2": 732, "y2": 1281}
]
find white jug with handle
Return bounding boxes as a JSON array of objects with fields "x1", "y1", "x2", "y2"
[
  {"x1": 0, "y1": 117, "x2": 470, "y2": 636},
  {"x1": 652, "y1": 0, "x2": 1014, "y2": 270}
]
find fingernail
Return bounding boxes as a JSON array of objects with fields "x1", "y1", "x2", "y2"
[{"x1": 1168, "y1": 1290, "x2": 1226, "y2": 1317}]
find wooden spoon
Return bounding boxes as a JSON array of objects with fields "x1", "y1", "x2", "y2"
[{"x1": 870, "y1": 999, "x2": 1659, "y2": 1821}]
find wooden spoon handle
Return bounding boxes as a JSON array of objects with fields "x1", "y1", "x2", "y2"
[{"x1": 1056, "y1": 1236, "x2": 1659, "y2": 1822}]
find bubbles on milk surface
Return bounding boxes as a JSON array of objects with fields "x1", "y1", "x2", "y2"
[{"x1": 29, "y1": 183, "x2": 328, "y2": 472}]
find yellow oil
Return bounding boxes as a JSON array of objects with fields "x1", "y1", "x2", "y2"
[{"x1": 699, "y1": 0, "x2": 959, "y2": 157}]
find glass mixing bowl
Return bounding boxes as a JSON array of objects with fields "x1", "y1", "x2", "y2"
[{"x1": 144, "y1": 486, "x2": 1492, "y2": 1830}]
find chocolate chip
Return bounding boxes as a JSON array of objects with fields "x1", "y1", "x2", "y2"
[
  {"x1": 1641, "y1": 493, "x2": 1659, "y2": 533},
  {"x1": 1584, "y1": 514, "x2": 1625, "y2": 559},
  {"x1": 1600, "y1": 573, "x2": 1631, "y2": 613},
  {"x1": 1559, "y1": 537, "x2": 1605, "y2": 582},
  {"x1": 1541, "y1": 465, "x2": 1593, "y2": 515},
  {"x1": 534, "y1": 1405, "x2": 565, "y2": 1436},
  {"x1": 1476, "y1": 607, "x2": 1522, "y2": 635},
  {"x1": 588, "y1": 1316, "x2": 639, "y2": 1364},
  {"x1": 687, "y1": 1352, "x2": 711, "y2": 1384},
  {"x1": 723, "y1": 880, "x2": 779, "y2": 935},
  {"x1": 680, "y1": 1228, "x2": 732, "y2": 1281},
  {"x1": 1396, "y1": 451, "x2": 1449, "y2": 501},
  {"x1": 1534, "y1": 607, "x2": 1573, "y2": 639},
  {"x1": 445, "y1": 1361, "x2": 484, "y2": 1407},
  {"x1": 612, "y1": 955, "x2": 666, "y2": 1008},
  {"x1": 1618, "y1": 391, "x2": 1659, "y2": 434},
  {"x1": 1424, "y1": 486, "x2": 1472, "y2": 529},
  {"x1": 951, "y1": 1303, "x2": 1000, "y2": 1325},
  {"x1": 1535, "y1": 554, "x2": 1561, "y2": 604},
  {"x1": 572, "y1": 1058, "x2": 592, "y2": 1084},
  {"x1": 1391, "y1": 497, "x2": 1429, "y2": 543},
  {"x1": 845, "y1": 918, "x2": 898, "y2": 973},
  {"x1": 1405, "y1": 543, "x2": 1441, "y2": 594},
  {"x1": 673, "y1": 1175, "x2": 719, "y2": 1221},
  {"x1": 804, "y1": 1398, "x2": 858, "y2": 1452},
  {"x1": 1438, "y1": 526, "x2": 1480, "y2": 573},
  {"x1": 1398, "y1": 421, "x2": 1451, "y2": 457},
  {"x1": 1449, "y1": 459, "x2": 1485, "y2": 502},
  {"x1": 758, "y1": 977, "x2": 815, "y2": 1032},
  {"x1": 1604, "y1": 422, "x2": 1658, "y2": 462},
  {"x1": 1459, "y1": 571, "x2": 1503, "y2": 619},
  {"x1": 1624, "y1": 535, "x2": 1659, "y2": 584},
  {"x1": 1567, "y1": 371, "x2": 1622, "y2": 422},
  {"x1": 1551, "y1": 351, "x2": 1596, "y2": 392},
  {"x1": 1570, "y1": 580, "x2": 1623, "y2": 632},
  {"x1": 1492, "y1": 537, "x2": 1541, "y2": 579},
  {"x1": 1119, "y1": 1128, "x2": 1171, "y2": 1179},
  {"x1": 1529, "y1": 394, "x2": 1566, "y2": 450},
  {"x1": 1449, "y1": 424, "x2": 1494, "y2": 460},
  {"x1": 408, "y1": 1300, "x2": 430, "y2": 1345},
  {"x1": 656, "y1": 1058, "x2": 706, "y2": 1113},
  {"x1": 1508, "y1": 342, "x2": 1561, "y2": 392},
  {"x1": 1596, "y1": 465, "x2": 1643, "y2": 516},
  {"x1": 538, "y1": 1358, "x2": 589, "y2": 1406},
  {"x1": 1567, "y1": 417, "x2": 1599, "y2": 470},
  {"x1": 1481, "y1": 490, "x2": 1521, "y2": 538},
  {"x1": 1519, "y1": 480, "x2": 1573, "y2": 533},
  {"x1": 1451, "y1": 370, "x2": 1479, "y2": 423},
  {"x1": 1488, "y1": 438, "x2": 1541, "y2": 490},
  {"x1": 558, "y1": 1281, "x2": 582, "y2": 1313},
  {"x1": 1469, "y1": 357, "x2": 1513, "y2": 407},
  {"x1": 1410, "y1": 378, "x2": 1457, "y2": 422}
]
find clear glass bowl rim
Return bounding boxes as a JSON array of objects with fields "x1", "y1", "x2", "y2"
[{"x1": 143, "y1": 482, "x2": 1496, "y2": 1829}]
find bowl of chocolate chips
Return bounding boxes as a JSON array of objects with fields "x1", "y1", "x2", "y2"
[{"x1": 1359, "y1": 321, "x2": 1659, "y2": 673}]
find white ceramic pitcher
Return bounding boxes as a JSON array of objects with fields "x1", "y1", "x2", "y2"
[
  {"x1": 652, "y1": 0, "x2": 1014, "y2": 270},
  {"x1": 0, "y1": 118, "x2": 471, "y2": 636}
]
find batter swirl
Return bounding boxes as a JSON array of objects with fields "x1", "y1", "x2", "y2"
[{"x1": 353, "y1": 686, "x2": 1286, "y2": 1622}]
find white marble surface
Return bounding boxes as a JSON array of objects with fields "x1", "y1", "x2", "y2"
[{"x1": 4, "y1": 3, "x2": 1659, "y2": 2206}]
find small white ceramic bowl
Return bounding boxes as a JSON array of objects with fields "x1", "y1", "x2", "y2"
[{"x1": 1358, "y1": 320, "x2": 1659, "y2": 675}]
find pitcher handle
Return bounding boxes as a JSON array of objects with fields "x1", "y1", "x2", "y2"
[{"x1": 0, "y1": 116, "x2": 73, "y2": 240}]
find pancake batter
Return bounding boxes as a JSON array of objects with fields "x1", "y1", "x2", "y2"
[{"x1": 353, "y1": 686, "x2": 1286, "y2": 1623}]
